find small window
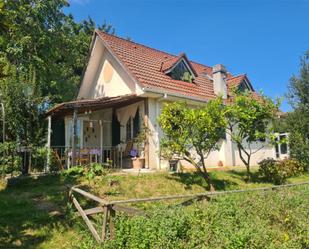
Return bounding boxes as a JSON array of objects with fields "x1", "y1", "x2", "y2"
[{"x1": 167, "y1": 60, "x2": 194, "y2": 83}]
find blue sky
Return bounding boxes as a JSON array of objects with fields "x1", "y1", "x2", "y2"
[{"x1": 66, "y1": 0, "x2": 309, "y2": 111}]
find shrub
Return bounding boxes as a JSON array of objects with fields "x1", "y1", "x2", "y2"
[
  {"x1": 85, "y1": 163, "x2": 108, "y2": 180},
  {"x1": 0, "y1": 142, "x2": 21, "y2": 176},
  {"x1": 100, "y1": 186, "x2": 309, "y2": 249},
  {"x1": 62, "y1": 166, "x2": 84, "y2": 177},
  {"x1": 258, "y1": 158, "x2": 304, "y2": 184}
]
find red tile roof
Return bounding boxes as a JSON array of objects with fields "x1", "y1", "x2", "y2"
[{"x1": 97, "y1": 30, "x2": 251, "y2": 101}]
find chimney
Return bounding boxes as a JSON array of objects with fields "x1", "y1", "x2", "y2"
[{"x1": 212, "y1": 64, "x2": 227, "y2": 99}]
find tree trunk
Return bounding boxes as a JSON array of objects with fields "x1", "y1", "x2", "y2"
[
  {"x1": 184, "y1": 153, "x2": 215, "y2": 191},
  {"x1": 237, "y1": 144, "x2": 251, "y2": 180}
]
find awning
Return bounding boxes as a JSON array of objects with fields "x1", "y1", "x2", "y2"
[{"x1": 46, "y1": 94, "x2": 145, "y2": 118}]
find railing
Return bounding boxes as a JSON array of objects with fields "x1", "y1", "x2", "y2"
[{"x1": 51, "y1": 146, "x2": 123, "y2": 169}]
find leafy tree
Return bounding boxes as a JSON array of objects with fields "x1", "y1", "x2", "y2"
[
  {"x1": 0, "y1": 0, "x2": 114, "y2": 146},
  {"x1": 286, "y1": 51, "x2": 309, "y2": 170},
  {"x1": 158, "y1": 98, "x2": 226, "y2": 191},
  {"x1": 226, "y1": 91, "x2": 278, "y2": 178}
]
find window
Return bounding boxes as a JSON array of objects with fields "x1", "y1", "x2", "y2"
[
  {"x1": 275, "y1": 133, "x2": 289, "y2": 158},
  {"x1": 167, "y1": 60, "x2": 194, "y2": 83},
  {"x1": 125, "y1": 109, "x2": 140, "y2": 141}
]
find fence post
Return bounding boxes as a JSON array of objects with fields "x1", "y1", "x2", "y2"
[{"x1": 102, "y1": 205, "x2": 109, "y2": 241}]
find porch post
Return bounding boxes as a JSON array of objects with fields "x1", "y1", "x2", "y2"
[
  {"x1": 100, "y1": 120, "x2": 103, "y2": 163},
  {"x1": 72, "y1": 109, "x2": 77, "y2": 167},
  {"x1": 144, "y1": 98, "x2": 149, "y2": 169},
  {"x1": 46, "y1": 115, "x2": 52, "y2": 172}
]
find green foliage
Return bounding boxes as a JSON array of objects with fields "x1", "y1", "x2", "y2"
[
  {"x1": 102, "y1": 185, "x2": 309, "y2": 249},
  {"x1": 84, "y1": 163, "x2": 108, "y2": 180},
  {"x1": 158, "y1": 98, "x2": 226, "y2": 190},
  {"x1": 0, "y1": 0, "x2": 114, "y2": 147},
  {"x1": 0, "y1": 141, "x2": 21, "y2": 176},
  {"x1": 258, "y1": 158, "x2": 304, "y2": 184},
  {"x1": 62, "y1": 166, "x2": 84, "y2": 177},
  {"x1": 62, "y1": 163, "x2": 108, "y2": 180},
  {"x1": 286, "y1": 51, "x2": 309, "y2": 170},
  {"x1": 226, "y1": 91, "x2": 278, "y2": 176}
]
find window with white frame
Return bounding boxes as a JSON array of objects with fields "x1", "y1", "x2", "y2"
[{"x1": 275, "y1": 133, "x2": 289, "y2": 158}]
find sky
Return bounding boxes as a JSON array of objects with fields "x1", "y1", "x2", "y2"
[{"x1": 65, "y1": 0, "x2": 309, "y2": 111}]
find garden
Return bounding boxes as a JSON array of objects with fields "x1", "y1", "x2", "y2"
[{"x1": 0, "y1": 168, "x2": 309, "y2": 249}]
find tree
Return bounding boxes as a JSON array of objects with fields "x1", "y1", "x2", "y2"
[
  {"x1": 158, "y1": 98, "x2": 226, "y2": 191},
  {"x1": 0, "y1": 0, "x2": 114, "y2": 146},
  {"x1": 226, "y1": 91, "x2": 278, "y2": 179},
  {"x1": 286, "y1": 51, "x2": 309, "y2": 171}
]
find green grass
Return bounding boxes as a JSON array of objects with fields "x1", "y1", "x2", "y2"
[{"x1": 0, "y1": 170, "x2": 308, "y2": 248}]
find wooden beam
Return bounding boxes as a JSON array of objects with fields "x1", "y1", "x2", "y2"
[
  {"x1": 72, "y1": 109, "x2": 77, "y2": 167},
  {"x1": 112, "y1": 205, "x2": 147, "y2": 217},
  {"x1": 109, "y1": 208, "x2": 116, "y2": 240},
  {"x1": 71, "y1": 187, "x2": 109, "y2": 205},
  {"x1": 101, "y1": 206, "x2": 109, "y2": 241},
  {"x1": 72, "y1": 195, "x2": 101, "y2": 243},
  {"x1": 77, "y1": 206, "x2": 104, "y2": 216}
]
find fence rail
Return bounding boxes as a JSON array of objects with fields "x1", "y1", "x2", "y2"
[{"x1": 69, "y1": 181, "x2": 309, "y2": 244}]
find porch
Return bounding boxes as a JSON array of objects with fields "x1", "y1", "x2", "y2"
[{"x1": 46, "y1": 94, "x2": 148, "y2": 170}]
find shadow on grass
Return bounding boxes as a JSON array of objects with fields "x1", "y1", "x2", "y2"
[
  {"x1": 228, "y1": 170, "x2": 263, "y2": 183},
  {"x1": 0, "y1": 174, "x2": 79, "y2": 249},
  {"x1": 166, "y1": 172, "x2": 239, "y2": 191}
]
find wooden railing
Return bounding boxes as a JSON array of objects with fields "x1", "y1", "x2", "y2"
[
  {"x1": 69, "y1": 181, "x2": 309, "y2": 244},
  {"x1": 52, "y1": 146, "x2": 123, "y2": 169}
]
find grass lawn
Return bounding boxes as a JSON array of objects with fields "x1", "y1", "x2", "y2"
[{"x1": 0, "y1": 169, "x2": 308, "y2": 248}]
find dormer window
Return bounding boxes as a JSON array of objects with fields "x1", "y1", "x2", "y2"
[
  {"x1": 167, "y1": 60, "x2": 194, "y2": 83},
  {"x1": 161, "y1": 53, "x2": 197, "y2": 83}
]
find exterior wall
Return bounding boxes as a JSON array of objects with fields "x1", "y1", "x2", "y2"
[
  {"x1": 77, "y1": 37, "x2": 143, "y2": 100},
  {"x1": 148, "y1": 97, "x2": 278, "y2": 170},
  {"x1": 232, "y1": 141, "x2": 275, "y2": 166}
]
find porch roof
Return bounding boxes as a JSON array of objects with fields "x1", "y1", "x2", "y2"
[{"x1": 46, "y1": 94, "x2": 144, "y2": 117}]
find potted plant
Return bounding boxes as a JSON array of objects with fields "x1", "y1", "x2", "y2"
[{"x1": 131, "y1": 125, "x2": 150, "y2": 169}]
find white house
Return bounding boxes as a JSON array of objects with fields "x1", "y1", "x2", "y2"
[{"x1": 46, "y1": 30, "x2": 288, "y2": 170}]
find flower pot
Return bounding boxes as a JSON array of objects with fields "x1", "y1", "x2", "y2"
[{"x1": 132, "y1": 157, "x2": 145, "y2": 169}]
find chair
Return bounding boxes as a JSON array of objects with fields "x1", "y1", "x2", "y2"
[
  {"x1": 77, "y1": 149, "x2": 90, "y2": 165},
  {"x1": 52, "y1": 149, "x2": 66, "y2": 170}
]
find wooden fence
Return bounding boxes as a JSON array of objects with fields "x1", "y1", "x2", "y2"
[{"x1": 69, "y1": 181, "x2": 309, "y2": 244}]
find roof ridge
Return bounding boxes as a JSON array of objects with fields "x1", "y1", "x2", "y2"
[{"x1": 96, "y1": 30, "x2": 213, "y2": 70}]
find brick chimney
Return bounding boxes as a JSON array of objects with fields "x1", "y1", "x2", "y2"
[{"x1": 212, "y1": 64, "x2": 227, "y2": 99}]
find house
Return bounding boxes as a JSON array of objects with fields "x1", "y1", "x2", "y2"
[{"x1": 46, "y1": 30, "x2": 288, "y2": 170}]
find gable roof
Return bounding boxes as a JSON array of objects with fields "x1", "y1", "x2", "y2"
[
  {"x1": 161, "y1": 52, "x2": 198, "y2": 77},
  {"x1": 96, "y1": 30, "x2": 252, "y2": 101}
]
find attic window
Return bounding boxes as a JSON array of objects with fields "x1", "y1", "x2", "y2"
[
  {"x1": 238, "y1": 81, "x2": 248, "y2": 92},
  {"x1": 167, "y1": 60, "x2": 194, "y2": 83}
]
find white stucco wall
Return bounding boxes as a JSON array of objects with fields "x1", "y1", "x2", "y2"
[
  {"x1": 147, "y1": 97, "x2": 278, "y2": 170},
  {"x1": 77, "y1": 36, "x2": 143, "y2": 100}
]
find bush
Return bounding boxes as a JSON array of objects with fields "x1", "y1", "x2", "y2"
[
  {"x1": 0, "y1": 142, "x2": 21, "y2": 176},
  {"x1": 258, "y1": 158, "x2": 304, "y2": 184},
  {"x1": 62, "y1": 163, "x2": 108, "y2": 180},
  {"x1": 99, "y1": 186, "x2": 309, "y2": 249},
  {"x1": 62, "y1": 166, "x2": 84, "y2": 177},
  {"x1": 84, "y1": 163, "x2": 108, "y2": 180}
]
